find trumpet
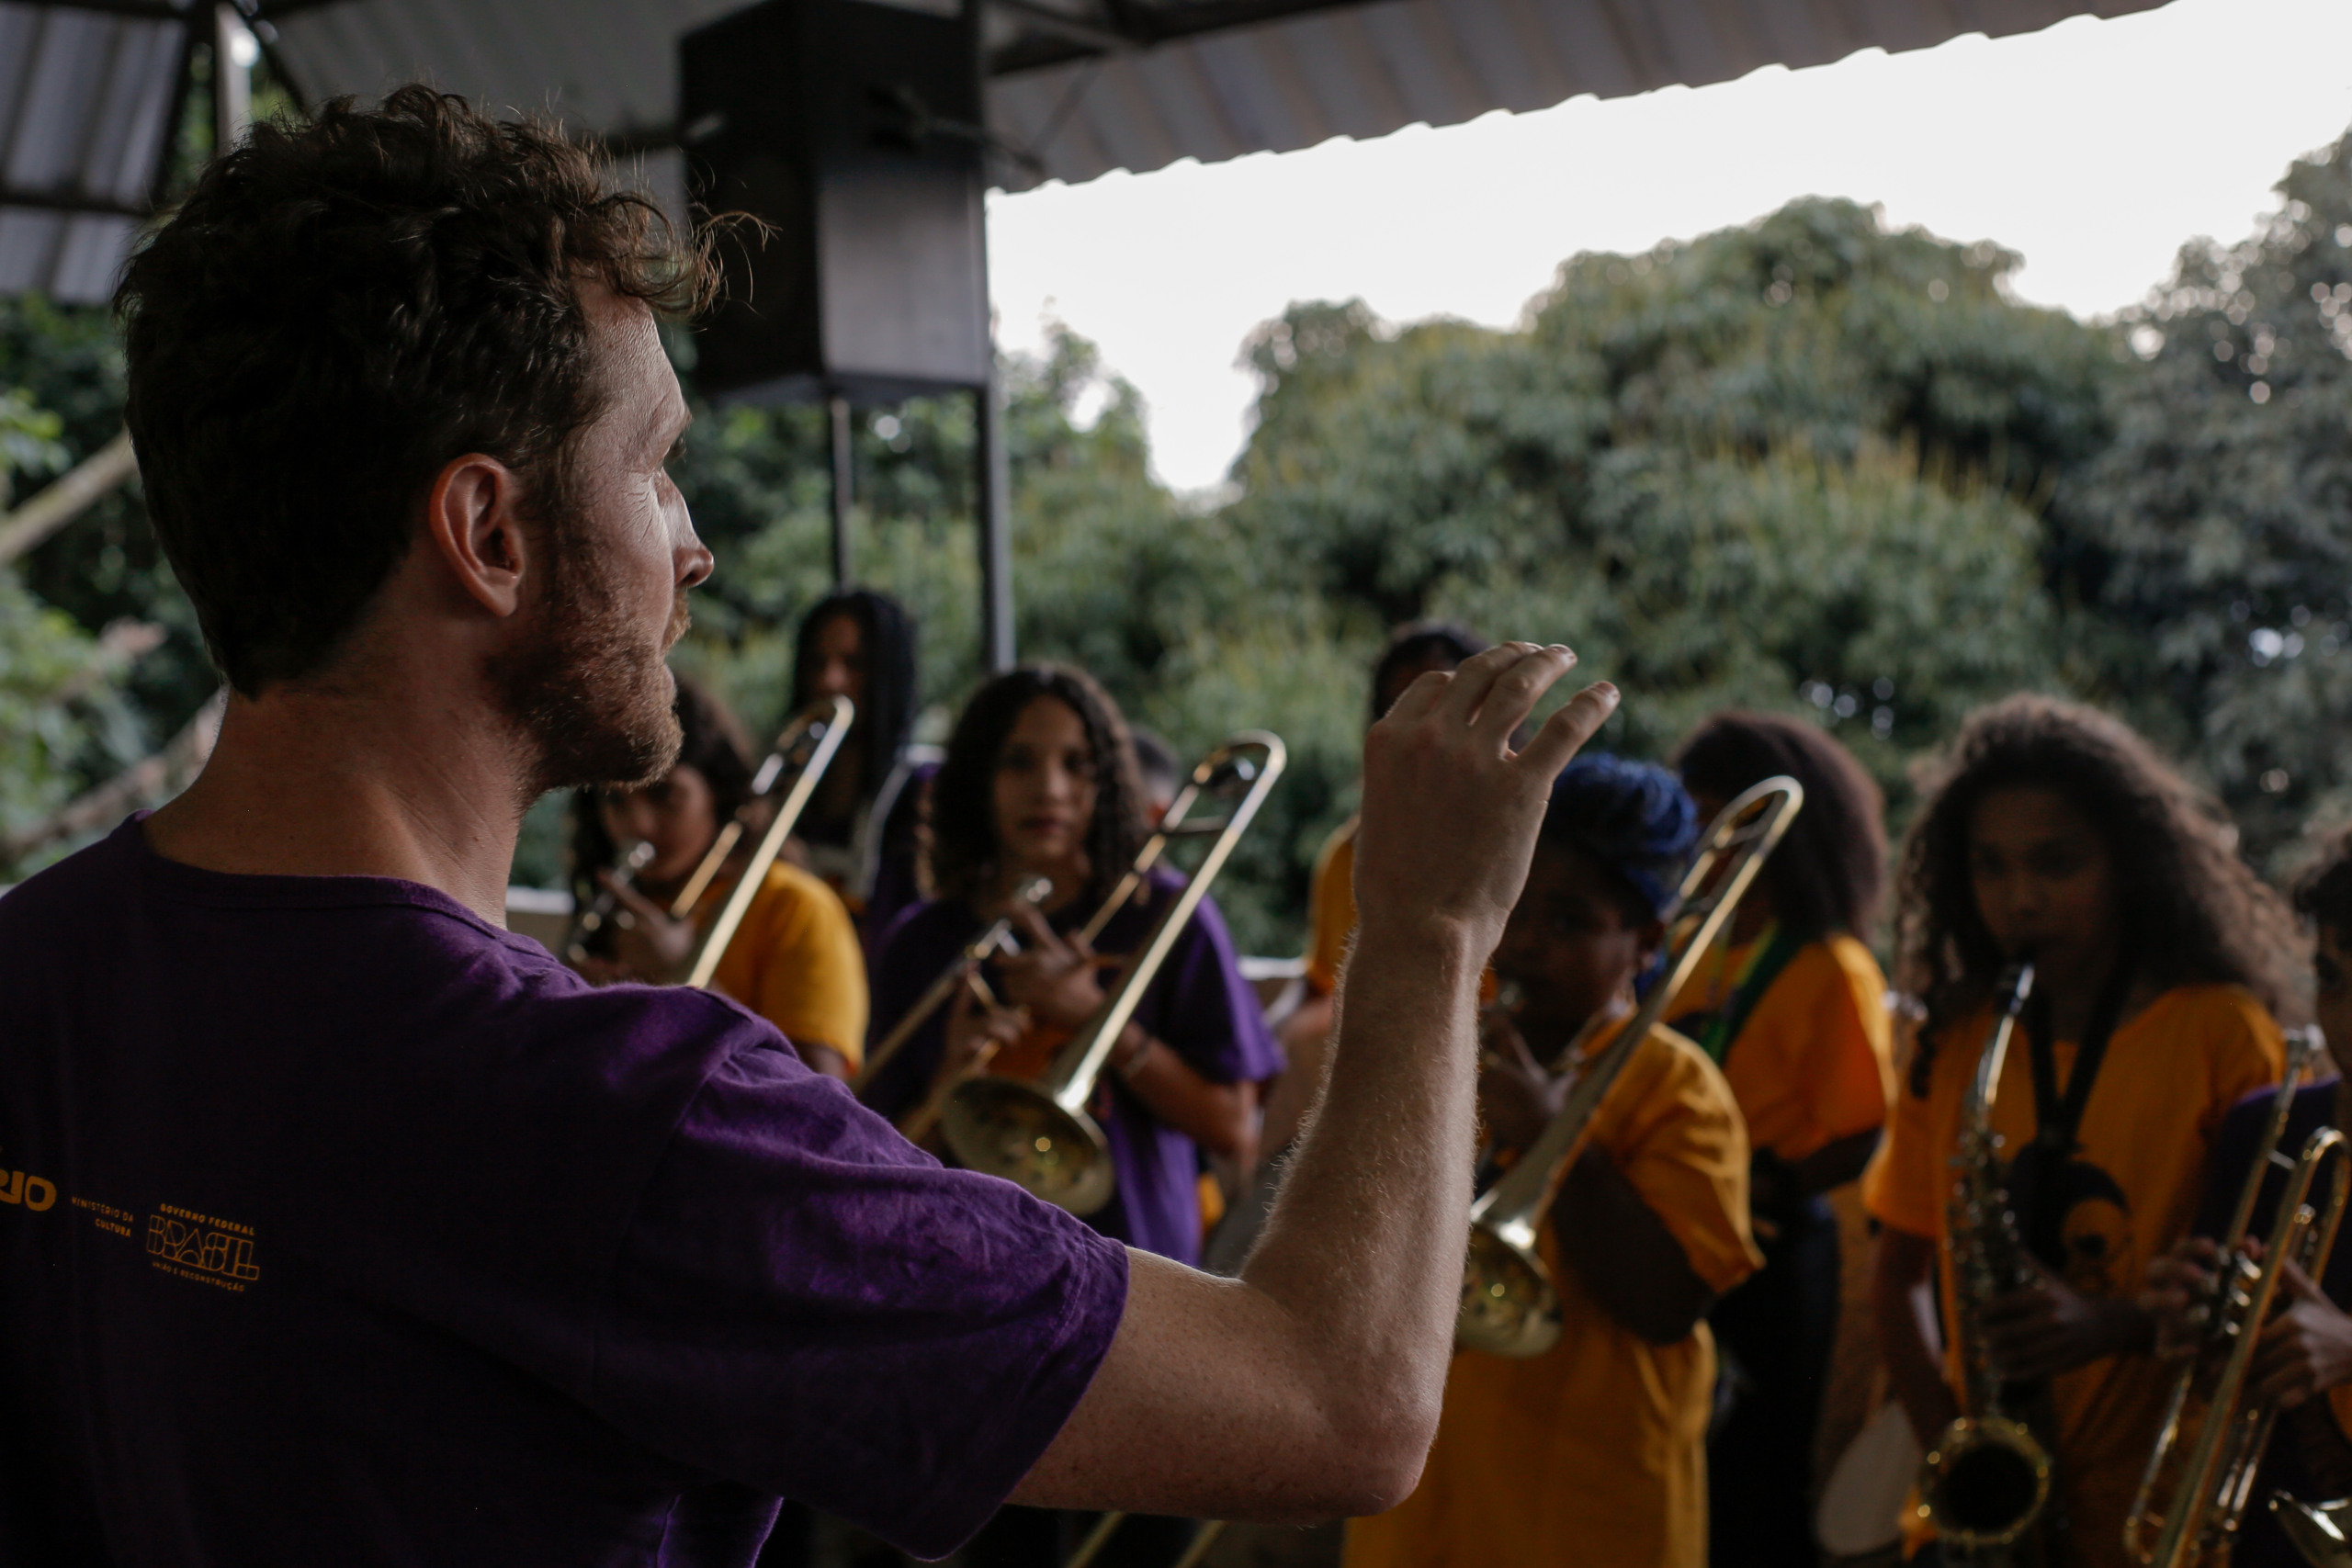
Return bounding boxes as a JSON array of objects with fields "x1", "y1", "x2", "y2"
[
  {"x1": 1917, "y1": 961, "x2": 2055, "y2": 1554},
  {"x1": 683, "y1": 694, "x2": 854, "y2": 989},
  {"x1": 1455, "y1": 774, "x2": 1804, "y2": 1359},
  {"x1": 936, "y1": 732, "x2": 1285, "y2": 1215},
  {"x1": 2127, "y1": 1029, "x2": 2349, "y2": 1567}
]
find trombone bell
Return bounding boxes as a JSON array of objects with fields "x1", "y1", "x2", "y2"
[
  {"x1": 1455, "y1": 1226, "x2": 1560, "y2": 1359},
  {"x1": 938, "y1": 1077, "x2": 1116, "y2": 1217}
]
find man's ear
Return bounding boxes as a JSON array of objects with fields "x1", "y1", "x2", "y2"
[{"x1": 422, "y1": 453, "x2": 533, "y2": 618}]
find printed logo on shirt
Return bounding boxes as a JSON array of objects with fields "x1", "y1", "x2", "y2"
[
  {"x1": 69, "y1": 1195, "x2": 137, "y2": 1239},
  {"x1": 0, "y1": 1167, "x2": 57, "y2": 1213},
  {"x1": 2051, "y1": 1159, "x2": 2134, "y2": 1298},
  {"x1": 145, "y1": 1204, "x2": 260, "y2": 1292}
]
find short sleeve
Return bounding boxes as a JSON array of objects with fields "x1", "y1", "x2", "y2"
[
  {"x1": 713, "y1": 865, "x2": 869, "y2": 1067},
  {"x1": 583, "y1": 1041, "x2": 1128, "y2": 1559},
  {"x1": 1145, "y1": 891, "x2": 1283, "y2": 1089},
  {"x1": 1603, "y1": 1033, "x2": 1763, "y2": 1295},
  {"x1": 2198, "y1": 990, "x2": 2286, "y2": 1137},
  {"x1": 1302, "y1": 821, "x2": 1357, "y2": 997},
  {"x1": 1862, "y1": 1034, "x2": 1951, "y2": 1240}
]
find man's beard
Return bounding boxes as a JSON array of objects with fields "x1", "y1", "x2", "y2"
[{"x1": 489, "y1": 518, "x2": 687, "y2": 800}]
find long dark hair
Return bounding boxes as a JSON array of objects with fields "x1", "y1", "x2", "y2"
[
  {"x1": 566, "y1": 673, "x2": 755, "y2": 905},
  {"x1": 1896, "y1": 694, "x2": 2301, "y2": 1095},
  {"x1": 792, "y1": 589, "x2": 918, "y2": 816},
  {"x1": 926, "y1": 664, "x2": 1148, "y2": 912},
  {"x1": 1675, "y1": 711, "x2": 1886, "y2": 944}
]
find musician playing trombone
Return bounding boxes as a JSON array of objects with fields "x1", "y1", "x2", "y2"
[
  {"x1": 566, "y1": 672, "x2": 868, "y2": 1078},
  {"x1": 0, "y1": 87, "x2": 1625, "y2": 1566},
  {"x1": 1347, "y1": 756, "x2": 1762, "y2": 1568},
  {"x1": 862, "y1": 665, "x2": 1282, "y2": 1563},
  {"x1": 2140, "y1": 835, "x2": 2352, "y2": 1567}
]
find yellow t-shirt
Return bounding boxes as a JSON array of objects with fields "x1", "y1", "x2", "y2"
[
  {"x1": 1860, "y1": 984, "x2": 2282, "y2": 1568},
  {"x1": 1303, "y1": 817, "x2": 1358, "y2": 997},
  {"x1": 1667, "y1": 933, "x2": 1894, "y2": 1162},
  {"x1": 705, "y1": 861, "x2": 869, "y2": 1068},
  {"x1": 1345, "y1": 1022, "x2": 1762, "y2": 1568}
]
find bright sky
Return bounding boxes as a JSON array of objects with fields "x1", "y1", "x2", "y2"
[{"x1": 984, "y1": 0, "x2": 2352, "y2": 494}]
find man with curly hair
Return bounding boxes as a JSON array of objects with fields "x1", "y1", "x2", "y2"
[{"x1": 0, "y1": 88, "x2": 1620, "y2": 1565}]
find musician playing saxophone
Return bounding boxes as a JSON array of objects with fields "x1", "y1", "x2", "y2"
[
  {"x1": 2140, "y1": 834, "x2": 2352, "y2": 1567},
  {"x1": 1345, "y1": 756, "x2": 1762, "y2": 1568},
  {"x1": 1865, "y1": 697, "x2": 2294, "y2": 1565}
]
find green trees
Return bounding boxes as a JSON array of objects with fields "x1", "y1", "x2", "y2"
[
  {"x1": 2061, "y1": 133, "x2": 2352, "y2": 863},
  {"x1": 12, "y1": 141, "x2": 2352, "y2": 946}
]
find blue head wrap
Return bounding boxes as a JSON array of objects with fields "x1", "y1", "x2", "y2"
[{"x1": 1540, "y1": 754, "x2": 1699, "y2": 921}]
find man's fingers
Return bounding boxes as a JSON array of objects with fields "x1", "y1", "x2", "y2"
[
  {"x1": 1430, "y1": 641, "x2": 1544, "y2": 728},
  {"x1": 2281, "y1": 1258, "x2": 2324, "y2": 1303},
  {"x1": 1377, "y1": 666, "x2": 1454, "y2": 729},
  {"x1": 1466, "y1": 645, "x2": 1576, "y2": 747},
  {"x1": 1514, "y1": 681, "x2": 1622, "y2": 780}
]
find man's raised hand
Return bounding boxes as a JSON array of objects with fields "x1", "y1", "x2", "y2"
[{"x1": 1354, "y1": 642, "x2": 1617, "y2": 953}]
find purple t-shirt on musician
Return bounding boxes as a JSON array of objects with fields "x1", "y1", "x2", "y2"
[
  {"x1": 865, "y1": 869, "x2": 1282, "y2": 1266},
  {"x1": 0, "y1": 816, "x2": 1127, "y2": 1567}
]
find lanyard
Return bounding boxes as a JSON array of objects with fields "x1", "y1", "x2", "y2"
[
  {"x1": 1690, "y1": 923, "x2": 1803, "y2": 1066},
  {"x1": 2013, "y1": 961, "x2": 2135, "y2": 1266}
]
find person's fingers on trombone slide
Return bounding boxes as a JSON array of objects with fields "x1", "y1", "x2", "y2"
[
  {"x1": 2249, "y1": 1255, "x2": 2352, "y2": 1410},
  {"x1": 941, "y1": 981, "x2": 1028, "y2": 1081},
  {"x1": 1359, "y1": 640, "x2": 1619, "y2": 947},
  {"x1": 594, "y1": 868, "x2": 698, "y2": 982},
  {"x1": 999, "y1": 901, "x2": 1110, "y2": 1030},
  {"x1": 1476, "y1": 1013, "x2": 1559, "y2": 1154}
]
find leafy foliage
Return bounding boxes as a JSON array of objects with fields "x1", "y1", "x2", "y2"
[{"x1": 2060, "y1": 132, "x2": 2352, "y2": 866}]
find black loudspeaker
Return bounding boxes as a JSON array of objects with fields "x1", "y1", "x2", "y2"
[{"x1": 679, "y1": 0, "x2": 990, "y2": 404}]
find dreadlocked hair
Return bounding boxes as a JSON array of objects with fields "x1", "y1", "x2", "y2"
[{"x1": 1896, "y1": 693, "x2": 2301, "y2": 1097}]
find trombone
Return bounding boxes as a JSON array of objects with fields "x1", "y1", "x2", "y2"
[
  {"x1": 2128, "y1": 1026, "x2": 2349, "y2": 1567},
  {"x1": 854, "y1": 768, "x2": 1239, "y2": 1108},
  {"x1": 1448, "y1": 775, "x2": 1796, "y2": 1363},
  {"x1": 1455, "y1": 774, "x2": 1804, "y2": 1359},
  {"x1": 684, "y1": 694, "x2": 854, "y2": 989},
  {"x1": 564, "y1": 696, "x2": 854, "y2": 987},
  {"x1": 936, "y1": 731, "x2": 1286, "y2": 1215}
]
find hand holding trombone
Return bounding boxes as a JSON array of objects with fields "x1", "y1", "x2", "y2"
[
  {"x1": 561, "y1": 695, "x2": 854, "y2": 990},
  {"x1": 1456, "y1": 773, "x2": 1804, "y2": 1359}
]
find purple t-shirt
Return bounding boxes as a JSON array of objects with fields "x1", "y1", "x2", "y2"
[
  {"x1": 0, "y1": 818, "x2": 1126, "y2": 1566},
  {"x1": 865, "y1": 872, "x2": 1282, "y2": 1266}
]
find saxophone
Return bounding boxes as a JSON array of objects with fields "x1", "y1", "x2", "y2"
[{"x1": 1917, "y1": 962, "x2": 2059, "y2": 1557}]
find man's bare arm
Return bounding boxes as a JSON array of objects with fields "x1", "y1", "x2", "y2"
[{"x1": 1013, "y1": 644, "x2": 1618, "y2": 1520}]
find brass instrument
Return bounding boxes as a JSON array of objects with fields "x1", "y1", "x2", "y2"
[
  {"x1": 562, "y1": 698, "x2": 854, "y2": 982},
  {"x1": 2279, "y1": 1491, "x2": 2352, "y2": 1568},
  {"x1": 937, "y1": 731, "x2": 1286, "y2": 1215},
  {"x1": 682, "y1": 695, "x2": 854, "y2": 990},
  {"x1": 1917, "y1": 961, "x2": 2055, "y2": 1554},
  {"x1": 2128, "y1": 1030, "x2": 2346, "y2": 1567},
  {"x1": 1455, "y1": 774, "x2": 1804, "y2": 1359},
  {"x1": 564, "y1": 838, "x2": 658, "y2": 964},
  {"x1": 849, "y1": 875, "x2": 1053, "y2": 1099}
]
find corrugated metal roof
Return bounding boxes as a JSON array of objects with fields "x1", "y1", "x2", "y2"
[
  {"x1": 0, "y1": 1, "x2": 187, "y2": 303},
  {"x1": 3, "y1": 0, "x2": 2171, "y2": 302},
  {"x1": 984, "y1": 0, "x2": 2171, "y2": 190},
  {"x1": 263, "y1": 0, "x2": 2173, "y2": 191}
]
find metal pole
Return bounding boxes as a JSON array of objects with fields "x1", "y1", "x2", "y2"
[
  {"x1": 827, "y1": 392, "x2": 854, "y2": 588},
  {"x1": 213, "y1": 5, "x2": 253, "y2": 152},
  {"x1": 976, "y1": 367, "x2": 1014, "y2": 672}
]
